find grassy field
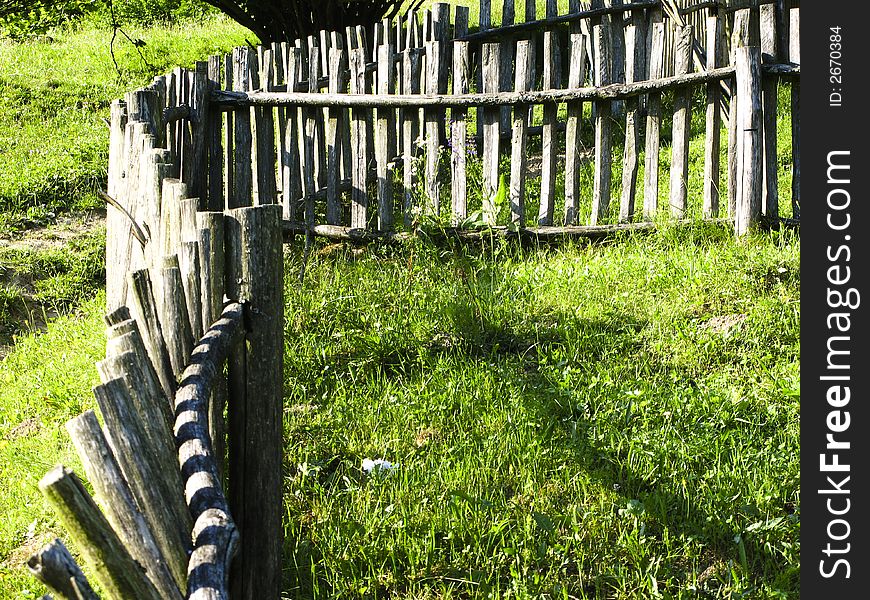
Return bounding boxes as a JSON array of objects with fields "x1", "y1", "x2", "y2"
[{"x1": 0, "y1": 5, "x2": 799, "y2": 599}]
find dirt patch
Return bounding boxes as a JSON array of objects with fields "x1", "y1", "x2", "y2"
[
  {"x1": 0, "y1": 530, "x2": 57, "y2": 572},
  {"x1": 3, "y1": 417, "x2": 42, "y2": 440},
  {"x1": 700, "y1": 314, "x2": 748, "y2": 335},
  {"x1": 1, "y1": 210, "x2": 105, "y2": 252}
]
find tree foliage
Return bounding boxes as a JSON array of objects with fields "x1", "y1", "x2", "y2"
[{"x1": 200, "y1": 0, "x2": 421, "y2": 44}]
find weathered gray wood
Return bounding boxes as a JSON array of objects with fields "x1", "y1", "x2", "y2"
[
  {"x1": 642, "y1": 21, "x2": 665, "y2": 220},
  {"x1": 188, "y1": 62, "x2": 210, "y2": 202},
  {"x1": 283, "y1": 47, "x2": 303, "y2": 222},
  {"x1": 608, "y1": 0, "x2": 626, "y2": 116},
  {"x1": 350, "y1": 48, "x2": 369, "y2": 229},
  {"x1": 789, "y1": 3, "x2": 799, "y2": 219},
  {"x1": 669, "y1": 25, "x2": 693, "y2": 220},
  {"x1": 538, "y1": 30, "x2": 559, "y2": 226},
  {"x1": 618, "y1": 2, "x2": 647, "y2": 222},
  {"x1": 207, "y1": 55, "x2": 224, "y2": 210},
  {"x1": 152, "y1": 255, "x2": 195, "y2": 378},
  {"x1": 225, "y1": 205, "x2": 284, "y2": 600},
  {"x1": 174, "y1": 302, "x2": 244, "y2": 600},
  {"x1": 402, "y1": 43, "x2": 422, "y2": 226},
  {"x1": 106, "y1": 100, "x2": 129, "y2": 311},
  {"x1": 96, "y1": 346, "x2": 190, "y2": 523},
  {"x1": 223, "y1": 53, "x2": 235, "y2": 209},
  {"x1": 179, "y1": 240, "x2": 204, "y2": 341},
  {"x1": 735, "y1": 45, "x2": 763, "y2": 237},
  {"x1": 703, "y1": 7, "x2": 724, "y2": 218},
  {"x1": 564, "y1": 32, "x2": 586, "y2": 225},
  {"x1": 66, "y1": 411, "x2": 183, "y2": 600},
  {"x1": 128, "y1": 268, "x2": 176, "y2": 402},
  {"x1": 481, "y1": 42, "x2": 501, "y2": 225},
  {"x1": 590, "y1": 2, "x2": 613, "y2": 225},
  {"x1": 451, "y1": 41, "x2": 470, "y2": 225},
  {"x1": 27, "y1": 538, "x2": 98, "y2": 600},
  {"x1": 377, "y1": 43, "x2": 396, "y2": 230},
  {"x1": 255, "y1": 49, "x2": 277, "y2": 205},
  {"x1": 424, "y1": 41, "x2": 443, "y2": 216},
  {"x1": 159, "y1": 178, "x2": 186, "y2": 258},
  {"x1": 760, "y1": 1, "x2": 778, "y2": 220},
  {"x1": 729, "y1": 8, "x2": 751, "y2": 218},
  {"x1": 509, "y1": 41, "x2": 532, "y2": 225},
  {"x1": 231, "y1": 47, "x2": 253, "y2": 208},
  {"x1": 91, "y1": 375, "x2": 191, "y2": 590},
  {"x1": 498, "y1": 0, "x2": 515, "y2": 139},
  {"x1": 39, "y1": 466, "x2": 165, "y2": 600},
  {"x1": 326, "y1": 47, "x2": 345, "y2": 225},
  {"x1": 213, "y1": 64, "x2": 740, "y2": 108}
]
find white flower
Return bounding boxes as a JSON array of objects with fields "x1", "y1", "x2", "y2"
[{"x1": 361, "y1": 457, "x2": 397, "y2": 475}]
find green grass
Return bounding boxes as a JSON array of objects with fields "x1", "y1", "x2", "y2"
[
  {"x1": 278, "y1": 226, "x2": 799, "y2": 598},
  {"x1": 0, "y1": 14, "x2": 253, "y2": 234}
]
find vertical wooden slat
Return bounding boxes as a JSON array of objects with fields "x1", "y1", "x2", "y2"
[
  {"x1": 538, "y1": 30, "x2": 559, "y2": 225},
  {"x1": 590, "y1": 3, "x2": 613, "y2": 225},
  {"x1": 424, "y1": 41, "x2": 443, "y2": 216},
  {"x1": 231, "y1": 47, "x2": 253, "y2": 208},
  {"x1": 510, "y1": 40, "x2": 532, "y2": 225},
  {"x1": 207, "y1": 55, "x2": 224, "y2": 211},
  {"x1": 477, "y1": 0, "x2": 492, "y2": 153},
  {"x1": 703, "y1": 7, "x2": 724, "y2": 218},
  {"x1": 349, "y1": 48, "x2": 369, "y2": 228},
  {"x1": 284, "y1": 47, "x2": 303, "y2": 222},
  {"x1": 668, "y1": 25, "x2": 693, "y2": 220},
  {"x1": 760, "y1": 1, "x2": 779, "y2": 221},
  {"x1": 789, "y1": 3, "x2": 800, "y2": 219},
  {"x1": 327, "y1": 47, "x2": 345, "y2": 225},
  {"x1": 127, "y1": 269, "x2": 175, "y2": 403},
  {"x1": 608, "y1": 0, "x2": 626, "y2": 116},
  {"x1": 642, "y1": 20, "x2": 665, "y2": 220},
  {"x1": 402, "y1": 42, "x2": 423, "y2": 226},
  {"x1": 307, "y1": 35, "x2": 327, "y2": 192},
  {"x1": 499, "y1": 0, "x2": 515, "y2": 139},
  {"x1": 154, "y1": 256, "x2": 194, "y2": 379},
  {"x1": 564, "y1": 32, "x2": 586, "y2": 225},
  {"x1": 225, "y1": 205, "x2": 284, "y2": 600},
  {"x1": 481, "y1": 42, "x2": 501, "y2": 225},
  {"x1": 223, "y1": 53, "x2": 234, "y2": 207},
  {"x1": 301, "y1": 44, "x2": 320, "y2": 228},
  {"x1": 451, "y1": 40, "x2": 470, "y2": 225},
  {"x1": 255, "y1": 49, "x2": 277, "y2": 205},
  {"x1": 728, "y1": 8, "x2": 751, "y2": 218},
  {"x1": 735, "y1": 45, "x2": 763, "y2": 237},
  {"x1": 618, "y1": 1, "x2": 647, "y2": 221},
  {"x1": 377, "y1": 41, "x2": 396, "y2": 230}
]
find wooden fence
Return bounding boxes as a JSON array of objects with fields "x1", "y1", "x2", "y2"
[{"x1": 27, "y1": 1, "x2": 799, "y2": 599}]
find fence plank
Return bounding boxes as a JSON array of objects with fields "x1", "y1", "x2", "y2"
[
  {"x1": 538, "y1": 30, "x2": 559, "y2": 225},
  {"x1": 789, "y1": 3, "x2": 799, "y2": 219},
  {"x1": 377, "y1": 42, "x2": 396, "y2": 230},
  {"x1": 451, "y1": 41, "x2": 470, "y2": 225},
  {"x1": 703, "y1": 7, "x2": 724, "y2": 218},
  {"x1": 27, "y1": 538, "x2": 98, "y2": 600},
  {"x1": 284, "y1": 47, "x2": 303, "y2": 222},
  {"x1": 38, "y1": 466, "x2": 164, "y2": 600},
  {"x1": 402, "y1": 44, "x2": 423, "y2": 226},
  {"x1": 66, "y1": 410, "x2": 182, "y2": 600},
  {"x1": 643, "y1": 21, "x2": 665, "y2": 220},
  {"x1": 231, "y1": 47, "x2": 253, "y2": 207},
  {"x1": 510, "y1": 41, "x2": 533, "y2": 225},
  {"x1": 618, "y1": 1, "x2": 647, "y2": 221},
  {"x1": 301, "y1": 44, "x2": 320, "y2": 228},
  {"x1": 499, "y1": 0, "x2": 515, "y2": 139},
  {"x1": 179, "y1": 240, "x2": 204, "y2": 342},
  {"x1": 225, "y1": 205, "x2": 284, "y2": 600},
  {"x1": 729, "y1": 8, "x2": 750, "y2": 218},
  {"x1": 424, "y1": 41, "x2": 443, "y2": 216},
  {"x1": 91, "y1": 374, "x2": 190, "y2": 589},
  {"x1": 207, "y1": 55, "x2": 224, "y2": 210},
  {"x1": 760, "y1": 1, "x2": 778, "y2": 220},
  {"x1": 255, "y1": 49, "x2": 278, "y2": 204},
  {"x1": 223, "y1": 53, "x2": 235, "y2": 208},
  {"x1": 735, "y1": 45, "x2": 763, "y2": 236},
  {"x1": 350, "y1": 48, "x2": 369, "y2": 228},
  {"x1": 564, "y1": 32, "x2": 586, "y2": 225},
  {"x1": 127, "y1": 269, "x2": 176, "y2": 402},
  {"x1": 482, "y1": 42, "x2": 501, "y2": 225},
  {"x1": 327, "y1": 47, "x2": 346, "y2": 225},
  {"x1": 590, "y1": 2, "x2": 613, "y2": 225},
  {"x1": 669, "y1": 25, "x2": 693, "y2": 219}
]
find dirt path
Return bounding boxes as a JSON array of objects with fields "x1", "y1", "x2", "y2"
[{"x1": 0, "y1": 210, "x2": 105, "y2": 360}]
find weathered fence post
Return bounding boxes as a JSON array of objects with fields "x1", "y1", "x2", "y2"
[
  {"x1": 734, "y1": 44, "x2": 763, "y2": 237},
  {"x1": 225, "y1": 204, "x2": 284, "y2": 600}
]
